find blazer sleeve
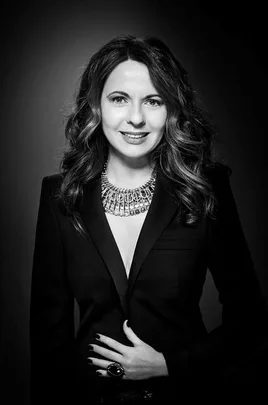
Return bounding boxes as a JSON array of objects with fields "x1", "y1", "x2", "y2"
[
  {"x1": 29, "y1": 176, "x2": 75, "y2": 404},
  {"x1": 162, "y1": 166, "x2": 268, "y2": 383}
]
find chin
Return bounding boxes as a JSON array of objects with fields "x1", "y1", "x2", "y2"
[{"x1": 119, "y1": 150, "x2": 149, "y2": 160}]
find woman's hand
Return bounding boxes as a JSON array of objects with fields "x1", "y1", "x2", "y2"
[{"x1": 87, "y1": 320, "x2": 168, "y2": 380}]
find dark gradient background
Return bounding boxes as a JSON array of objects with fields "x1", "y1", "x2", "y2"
[{"x1": 1, "y1": 1, "x2": 267, "y2": 402}]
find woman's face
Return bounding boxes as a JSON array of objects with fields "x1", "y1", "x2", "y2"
[{"x1": 100, "y1": 60, "x2": 167, "y2": 162}]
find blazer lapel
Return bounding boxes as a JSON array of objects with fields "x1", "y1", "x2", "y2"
[
  {"x1": 79, "y1": 176, "x2": 129, "y2": 314},
  {"x1": 127, "y1": 171, "x2": 179, "y2": 297},
  {"x1": 79, "y1": 171, "x2": 179, "y2": 315}
]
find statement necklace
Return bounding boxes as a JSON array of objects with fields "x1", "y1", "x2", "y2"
[{"x1": 101, "y1": 162, "x2": 157, "y2": 217}]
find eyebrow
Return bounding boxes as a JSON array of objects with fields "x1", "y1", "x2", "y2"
[{"x1": 107, "y1": 91, "x2": 161, "y2": 99}]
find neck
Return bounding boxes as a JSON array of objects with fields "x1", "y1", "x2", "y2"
[{"x1": 105, "y1": 152, "x2": 156, "y2": 189}]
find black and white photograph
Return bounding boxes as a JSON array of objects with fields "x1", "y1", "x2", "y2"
[{"x1": 1, "y1": 1, "x2": 268, "y2": 404}]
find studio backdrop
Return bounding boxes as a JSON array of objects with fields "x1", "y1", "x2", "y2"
[{"x1": 1, "y1": 1, "x2": 267, "y2": 403}]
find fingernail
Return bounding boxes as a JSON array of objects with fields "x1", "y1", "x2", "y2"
[
  {"x1": 126, "y1": 320, "x2": 129, "y2": 327},
  {"x1": 88, "y1": 345, "x2": 94, "y2": 351},
  {"x1": 87, "y1": 358, "x2": 93, "y2": 364},
  {"x1": 94, "y1": 333, "x2": 100, "y2": 340},
  {"x1": 96, "y1": 371, "x2": 102, "y2": 376}
]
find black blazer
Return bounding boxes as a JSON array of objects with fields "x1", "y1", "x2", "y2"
[{"x1": 30, "y1": 165, "x2": 267, "y2": 403}]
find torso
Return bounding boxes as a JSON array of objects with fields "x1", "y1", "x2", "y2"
[{"x1": 105, "y1": 211, "x2": 148, "y2": 278}]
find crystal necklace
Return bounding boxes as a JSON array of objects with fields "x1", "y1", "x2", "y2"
[{"x1": 101, "y1": 161, "x2": 157, "y2": 217}]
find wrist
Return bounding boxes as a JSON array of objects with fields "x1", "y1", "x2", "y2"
[{"x1": 153, "y1": 352, "x2": 169, "y2": 377}]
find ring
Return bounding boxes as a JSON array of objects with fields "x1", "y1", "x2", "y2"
[{"x1": 107, "y1": 362, "x2": 125, "y2": 378}]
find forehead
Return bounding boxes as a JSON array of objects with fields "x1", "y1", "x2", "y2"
[{"x1": 103, "y1": 60, "x2": 157, "y2": 93}]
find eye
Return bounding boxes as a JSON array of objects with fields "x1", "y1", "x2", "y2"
[
  {"x1": 145, "y1": 99, "x2": 163, "y2": 107},
  {"x1": 110, "y1": 96, "x2": 128, "y2": 104}
]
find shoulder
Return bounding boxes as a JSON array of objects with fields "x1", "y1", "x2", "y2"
[
  {"x1": 41, "y1": 173, "x2": 64, "y2": 197},
  {"x1": 203, "y1": 162, "x2": 232, "y2": 181},
  {"x1": 203, "y1": 162, "x2": 232, "y2": 193},
  {"x1": 202, "y1": 163, "x2": 235, "y2": 217}
]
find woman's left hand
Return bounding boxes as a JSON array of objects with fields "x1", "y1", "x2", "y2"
[{"x1": 88, "y1": 320, "x2": 168, "y2": 380}]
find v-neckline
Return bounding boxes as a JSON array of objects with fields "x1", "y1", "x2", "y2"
[
  {"x1": 104, "y1": 211, "x2": 149, "y2": 279},
  {"x1": 79, "y1": 170, "x2": 179, "y2": 315}
]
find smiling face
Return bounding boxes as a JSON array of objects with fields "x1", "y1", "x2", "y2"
[{"x1": 100, "y1": 59, "x2": 167, "y2": 163}]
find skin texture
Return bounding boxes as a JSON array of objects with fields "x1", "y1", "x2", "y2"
[
  {"x1": 88, "y1": 61, "x2": 169, "y2": 379},
  {"x1": 88, "y1": 320, "x2": 168, "y2": 379},
  {"x1": 100, "y1": 59, "x2": 167, "y2": 188}
]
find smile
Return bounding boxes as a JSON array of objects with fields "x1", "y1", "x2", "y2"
[{"x1": 120, "y1": 132, "x2": 149, "y2": 139}]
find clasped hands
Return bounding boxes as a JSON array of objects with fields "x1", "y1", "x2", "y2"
[{"x1": 88, "y1": 320, "x2": 168, "y2": 380}]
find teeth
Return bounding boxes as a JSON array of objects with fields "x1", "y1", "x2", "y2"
[{"x1": 122, "y1": 133, "x2": 146, "y2": 139}]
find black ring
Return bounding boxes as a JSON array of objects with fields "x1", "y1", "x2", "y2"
[{"x1": 107, "y1": 362, "x2": 125, "y2": 378}]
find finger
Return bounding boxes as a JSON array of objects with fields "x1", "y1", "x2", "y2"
[
  {"x1": 89, "y1": 344, "x2": 123, "y2": 363},
  {"x1": 95, "y1": 369, "x2": 107, "y2": 377},
  {"x1": 123, "y1": 320, "x2": 142, "y2": 346},
  {"x1": 96, "y1": 368, "x2": 127, "y2": 379},
  {"x1": 87, "y1": 357, "x2": 112, "y2": 369},
  {"x1": 95, "y1": 333, "x2": 128, "y2": 355}
]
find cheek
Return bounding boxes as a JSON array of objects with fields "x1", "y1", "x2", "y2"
[
  {"x1": 101, "y1": 105, "x2": 124, "y2": 129},
  {"x1": 147, "y1": 110, "x2": 167, "y2": 132}
]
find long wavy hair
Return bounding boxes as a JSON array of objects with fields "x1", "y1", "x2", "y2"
[{"x1": 59, "y1": 34, "x2": 220, "y2": 235}]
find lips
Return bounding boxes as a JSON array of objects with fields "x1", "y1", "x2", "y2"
[{"x1": 120, "y1": 131, "x2": 149, "y2": 138}]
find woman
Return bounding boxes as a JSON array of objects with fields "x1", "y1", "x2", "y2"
[{"x1": 30, "y1": 35, "x2": 267, "y2": 404}]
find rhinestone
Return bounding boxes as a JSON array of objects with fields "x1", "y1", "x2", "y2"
[{"x1": 100, "y1": 161, "x2": 157, "y2": 217}]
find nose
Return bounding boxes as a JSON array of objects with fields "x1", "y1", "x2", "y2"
[{"x1": 127, "y1": 103, "x2": 145, "y2": 127}]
